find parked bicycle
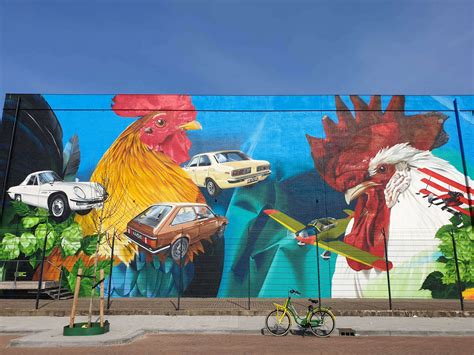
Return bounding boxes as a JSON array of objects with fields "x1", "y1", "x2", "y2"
[{"x1": 265, "y1": 289, "x2": 335, "y2": 337}]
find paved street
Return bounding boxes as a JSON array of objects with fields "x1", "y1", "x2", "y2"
[{"x1": 2, "y1": 334, "x2": 474, "y2": 355}]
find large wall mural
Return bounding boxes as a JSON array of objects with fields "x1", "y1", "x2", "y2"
[{"x1": 0, "y1": 94, "x2": 473, "y2": 299}]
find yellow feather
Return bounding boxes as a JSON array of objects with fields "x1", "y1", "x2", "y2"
[{"x1": 76, "y1": 121, "x2": 204, "y2": 264}]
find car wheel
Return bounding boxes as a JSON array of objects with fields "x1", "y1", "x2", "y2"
[
  {"x1": 48, "y1": 194, "x2": 70, "y2": 222},
  {"x1": 216, "y1": 224, "x2": 226, "y2": 238},
  {"x1": 206, "y1": 178, "x2": 221, "y2": 197},
  {"x1": 14, "y1": 194, "x2": 22, "y2": 202},
  {"x1": 76, "y1": 209, "x2": 92, "y2": 216},
  {"x1": 170, "y1": 237, "x2": 189, "y2": 261}
]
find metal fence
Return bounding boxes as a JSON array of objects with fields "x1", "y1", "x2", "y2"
[{"x1": 0, "y1": 96, "x2": 471, "y2": 313}]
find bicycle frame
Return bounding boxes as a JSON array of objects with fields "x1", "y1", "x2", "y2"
[{"x1": 272, "y1": 295, "x2": 328, "y2": 328}]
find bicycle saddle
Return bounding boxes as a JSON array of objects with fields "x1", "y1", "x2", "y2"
[{"x1": 308, "y1": 298, "x2": 319, "y2": 304}]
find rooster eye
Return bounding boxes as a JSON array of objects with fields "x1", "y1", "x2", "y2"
[
  {"x1": 155, "y1": 119, "x2": 166, "y2": 128},
  {"x1": 378, "y1": 165, "x2": 386, "y2": 173}
]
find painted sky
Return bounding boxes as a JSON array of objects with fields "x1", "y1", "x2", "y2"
[
  {"x1": 43, "y1": 94, "x2": 474, "y2": 182},
  {"x1": 1, "y1": 0, "x2": 473, "y2": 99}
]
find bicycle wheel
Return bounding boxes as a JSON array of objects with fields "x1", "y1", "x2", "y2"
[
  {"x1": 265, "y1": 310, "x2": 291, "y2": 336},
  {"x1": 309, "y1": 309, "x2": 335, "y2": 337}
]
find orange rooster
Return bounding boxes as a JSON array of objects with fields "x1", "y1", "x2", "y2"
[{"x1": 40, "y1": 95, "x2": 205, "y2": 279}]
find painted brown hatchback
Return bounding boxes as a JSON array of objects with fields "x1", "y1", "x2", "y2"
[{"x1": 124, "y1": 202, "x2": 228, "y2": 261}]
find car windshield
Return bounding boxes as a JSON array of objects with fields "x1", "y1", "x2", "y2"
[
  {"x1": 312, "y1": 218, "x2": 336, "y2": 232},
  {"x1": 135, "y1": 205, "x2": 172, "y2": 227},
  {"x1": 38, "y1": 171, "x2": 62, "y2": 184},
  {"x1": 214, "y1": 151, "x2": 249, "y2": 163}
]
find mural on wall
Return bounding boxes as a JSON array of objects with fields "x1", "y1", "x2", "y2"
[
  {"x1": 306, "y1": 96, "x2": 472, "y2": 298},
  {"x1": 0, "y1": 94, "x2": 472, "y2": 299}
]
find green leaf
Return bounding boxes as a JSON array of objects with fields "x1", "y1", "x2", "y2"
[
  {"x1": 29, "y1": 255, "x2": 39, "y2": 268},
  {"x1": 21, "y1": 216, "x2": 41, "y2": 229},
  {"x1": 19, "y1": 232, "x2": 37, "y2": 255},
  {"x1": 61, "y1": 223, "x2": 83, "y2": 241},
  {"x1": 427, "y1": 217, "x2": 474, "y2": 291},
  {"x1": 437, "y1": 255, "x2": 449, "y2": 263},
  {"x1": 67, "y1": 258, "x2": 85, "y2": 293},
  {"x1": 421, "y1": 271, "x2": 463, "y2": 298},
  {"x1": 60, "y1": 223, "x2": 83, "y2": 257},
  {"x1": 0, "y1": 245, "x2": 10, "y2": 260},
  {"x1": 81, "y1": 235, "x2": 99, "y2": 256},
  {"x1": 61, "y1": 238, "x2": 81, "y2": 257},
  {"x1": 97, "y1": 260, "x2": 111, "y2": 275},
  {"x1": 1, "y1": 233, "x2": 20, "y2": 260},
  {"x1": 53, "y1": 215, "x2": 75, "y2": 236},
  {"x1": 35, "y1": 223, "x2": 55, "y2": 251},
  {"x1": 435, "y1": 225, "x2": 453, "y2": 239},
  {"x1": 34, "y1": 208, "x2": 50, "y2": 217},
  {"x1": 10, "y1": 201, "x2": 30, "y2": 217}
]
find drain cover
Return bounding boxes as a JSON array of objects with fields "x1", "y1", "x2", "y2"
[{"x1": 338, "y1": 328, "x2": 356, "y2": 336}]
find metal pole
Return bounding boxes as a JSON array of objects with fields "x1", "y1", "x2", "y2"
[
  {"x1": 382, "y1": 228, "x2": 392, "y2": 311},
  {"x1": 315, "y1": 236, "x2": 322, "y2": 306},
  {"x1": 450, "y1": 228, "x2": 464, "y2": 312},
  {"x1": 177, "y1": 231, "x2": 183, "y2": 310},
  {"x1": 1, "y1": 96, "x2": 21, "y2": 222},
  {"x1": 35, "y1": 216, "x2": 49, "y2": 310},
  {"x1": 453, "y1": 99, "x2": 474, "y2": 227},
  {"x1": 107, "y1": 232, "x2": 116, "y2": 310},
  {"x1": 247, "y1": 225, "x2": 251, "y2": 310},
  {"x1": 13, "y1": 260, "x2": 19, "y2": 288},
  {"x1": 247, "y1": 254, "x2": 251, "y2": 310},
  {"x1": 57, "y1": 266, "x2": 63, "y2": 300}
]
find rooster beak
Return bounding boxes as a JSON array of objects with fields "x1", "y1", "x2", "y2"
[
  {"x1": 344, "y1": 181, "x2": 380, "y2": 204},
  {"x1": 179, "y1": 121, "x2": 202, "y2": 131}
]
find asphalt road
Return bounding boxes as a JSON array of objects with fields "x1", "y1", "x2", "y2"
[{"x1": 2, "y1": 334, "x2": 473, "y2": 354}]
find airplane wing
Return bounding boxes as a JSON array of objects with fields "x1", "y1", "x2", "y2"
[
  {"x1": 263, "y1": 209, "x2": 306, "y2": 233},
  {"x1": 418, "y1": 167, "x2": 473, "y2": 217},
  {"x1": 263, "y1": 209, "x2": 392, "y2": 271},
  {"x1": 314, "y1": 240, "x2": 392, "y2": 271}
]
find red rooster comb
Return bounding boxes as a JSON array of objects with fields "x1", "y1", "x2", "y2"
[
  {"x1": 306, "y1": 95, "x2": 448, "y2": 191},
  {"x1": 111, "y1": 94, "x2": 195, "y2": 117}
]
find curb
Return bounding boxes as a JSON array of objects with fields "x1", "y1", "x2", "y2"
[{"x1": 355, "y1": 330, "x2": 474, "y2": 337}]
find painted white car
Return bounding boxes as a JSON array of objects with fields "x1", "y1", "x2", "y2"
[
  {"x1": 7, "y1": 170, "x2": 107, "y2": 221},
  {"x1": 183, "y1": 150, "x2": 271, "y2": 196}
]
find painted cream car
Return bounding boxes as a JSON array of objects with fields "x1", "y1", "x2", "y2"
[
  {"x1": 7, "y1": 170, "x2": 107, "y2": 221},
  {"x1": 183, "y1": 150, "x2": 271, "y2": 196}
]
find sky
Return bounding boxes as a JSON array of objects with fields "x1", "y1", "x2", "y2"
[{"x1": 0, "y1": 0, "x2": 473, "y2": 98}]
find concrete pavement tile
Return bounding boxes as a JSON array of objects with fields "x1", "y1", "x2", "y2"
[{"x1": 3, "y1": 315, "x2": 474, "y2": 347}]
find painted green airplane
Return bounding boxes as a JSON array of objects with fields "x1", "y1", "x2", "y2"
[{"x1": 264, "y1": 209, "x2": 393, "y2": 271}]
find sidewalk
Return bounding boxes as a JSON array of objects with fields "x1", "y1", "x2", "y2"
[
  {"x1": 1, "y1": 315, "x2": 474, "y2": 348},
  {"x1": 0, "y1": 298, "x2": 472, "y2": 317}
]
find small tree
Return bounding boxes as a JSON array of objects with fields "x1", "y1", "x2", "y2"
[{"x1": 84, "y1": 172, "x2": 129, "y2": 327}]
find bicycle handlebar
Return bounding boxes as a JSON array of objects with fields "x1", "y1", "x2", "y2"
[{"x1": 289, "y1": 289, "x2": 301, "y2": 295}]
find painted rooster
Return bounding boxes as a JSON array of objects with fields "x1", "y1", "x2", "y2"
[
  {"x1": 42, "y1": 95, "x2": 205, "y2": 280},
  {"x1": 307, "y1": 95, "x2": 472, "y2": 298}
]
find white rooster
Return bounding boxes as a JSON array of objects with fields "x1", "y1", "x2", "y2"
[{"x1": 307, "y1": 95, "x2": 472, "y2": 298}]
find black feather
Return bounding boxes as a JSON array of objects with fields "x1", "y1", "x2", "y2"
[
  {"x1": 0, "y1": 94, "x2": 64, "y2": 211},
  {"x1": 63, "y1": 134, "x2": 81, "y2": 181}
]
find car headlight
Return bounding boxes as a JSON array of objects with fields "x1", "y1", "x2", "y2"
[
  {"x1": 73, "y1": 186, "x2": 86, "y2": 199},
  {"x1": 96, "y1": 183, "x2": 106, "y2": 195},
  {"x1": 257, "y1": 164, "x2": 270, "y2": 172}
]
